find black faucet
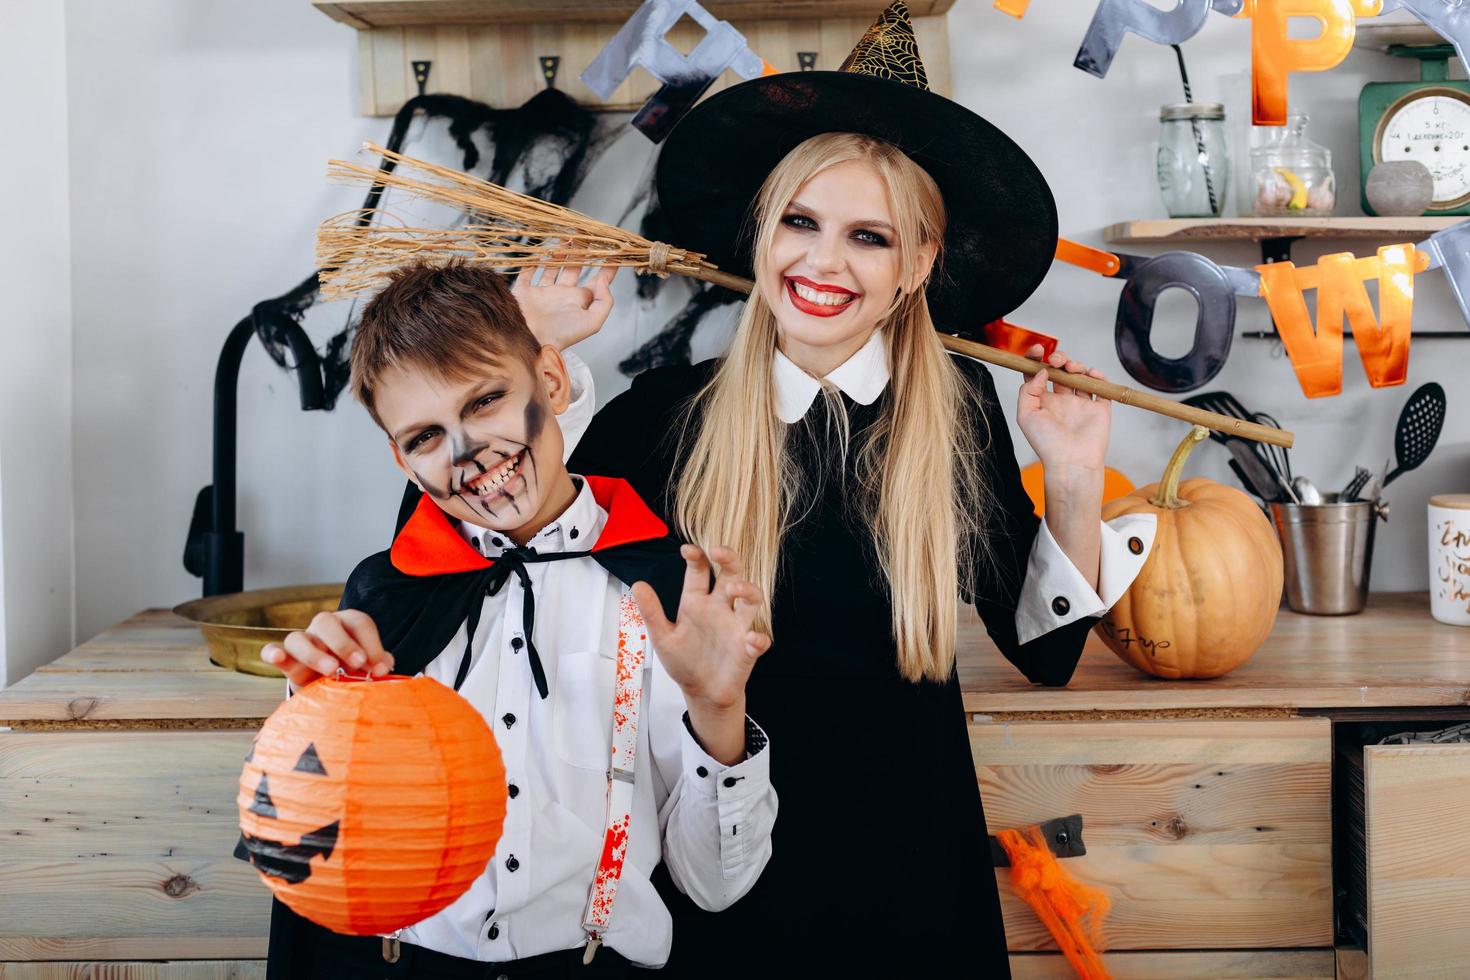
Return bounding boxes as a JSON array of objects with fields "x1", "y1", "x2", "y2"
[{"x1": 184, "y1": 286, "x2": 327, "y2": 596}]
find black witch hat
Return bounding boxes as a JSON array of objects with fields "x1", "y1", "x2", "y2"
[{"x1": 656, "y1": 1, "x2": 1057, "y2": 333}]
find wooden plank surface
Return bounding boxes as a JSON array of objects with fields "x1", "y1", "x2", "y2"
[
  {"x1": 1010, "y1": 949, "x2": 1335, "y2": 979},
  {"x1": 1103, "y1": 217, "x2": 1462, "y2": 244},
  {"x1": 0, "y1": 960, "x2": 265, "y2": 978},
  {"x1": 314, "y1": 0, "x2": 956, "y2": 28},
  {"x1": 0, "y1": 731, "x2": 271, "y2": 960},
  {"x1": 5, "y1": 593, "x2": 1470, "y2": 723},
  {"x1": 975, "y1": 719, "x2": 1333, "y2": 951},
  {"x1": 1364, "y1": 744, "x2": 1470, "y2": 978},
  {"x1": 960, "y1": 593, "x2": 1470, "y2": 714}
]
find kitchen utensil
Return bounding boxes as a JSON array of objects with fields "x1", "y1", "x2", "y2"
[
  {"x1": 1293, "y1": 475, "x2": 1324, "y2": 505},
  {"x1": 1342, "y1": 467, "x2": 1372, "y2": 502},
  {"x1": 1384, "y1": 382, "x2": 1447, "y2": 488},
  {"x1": 1228, "y1": 439, "x2": 1296, "y2": 503},
  {"x1": 1183, "y1": 391, "x2": 1295, "y2": 489},
  {"x1": 1252, "y1": 411, "x2": 1294, "y2": 484}
]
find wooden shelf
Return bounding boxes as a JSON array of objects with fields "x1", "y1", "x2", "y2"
[
  {"x1": 315, "y1": 0, "x2": 955, "y2": 29},
  {"x1": 1104, "y1": 216, "x2": 1464, "y2": 245}
]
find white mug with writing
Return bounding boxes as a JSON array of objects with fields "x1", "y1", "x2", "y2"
[{"x1": 1429, "y1": 494, "x2": 1470, "y2": 626}]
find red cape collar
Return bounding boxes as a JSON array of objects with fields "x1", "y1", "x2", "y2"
[{"x1": 390, "y1": 475, "x2": 670, "y2": 577}]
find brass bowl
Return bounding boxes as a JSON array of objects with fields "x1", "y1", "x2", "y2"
[{"x1": 173, "y1": 583, "x2": 345, "y2": 677}]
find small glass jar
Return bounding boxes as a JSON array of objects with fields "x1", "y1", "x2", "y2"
[
  {"x1": 1251, "y1": 109, "x2": 1335, "y2": 216},
  {"x1": 1157, "y1": 102, "x2": 1230, "y2": 218}
]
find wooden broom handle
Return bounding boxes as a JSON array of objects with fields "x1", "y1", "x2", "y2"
[{"x1": 688, "y1": 267, "x2": 1294, "y2": 449}]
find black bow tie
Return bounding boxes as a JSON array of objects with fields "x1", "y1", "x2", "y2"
[{"x1": 453, "y1": 545, "x2": 588, "y2": 698}]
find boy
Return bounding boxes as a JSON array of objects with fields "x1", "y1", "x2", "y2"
[{"x1": 259, "y1": 261, "x2": 776, "y2": 978}]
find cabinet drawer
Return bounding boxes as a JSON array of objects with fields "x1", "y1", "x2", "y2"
[
  {"x1": 1364, "y1": 743, "x2": 1470, "y2": 978},
  {"x1": 971, "y1": 718, "x2": 1333, "y2": 951}
]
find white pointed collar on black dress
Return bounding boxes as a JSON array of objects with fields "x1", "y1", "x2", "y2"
[{"x1": 773, "y1": 330, "x2": 890, "y2": 424}]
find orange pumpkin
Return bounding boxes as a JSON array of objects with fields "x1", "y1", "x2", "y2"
[
  {"x1": 238, "y1": 674, "x2": 506, "y2": 935},
  {"x1": 1096, "y1": 426, "x2": 1283, "y2": 679}
]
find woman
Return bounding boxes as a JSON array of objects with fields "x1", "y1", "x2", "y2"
[{"x1": 530, "y1": 4, "x2": 1154, "y2": 973}]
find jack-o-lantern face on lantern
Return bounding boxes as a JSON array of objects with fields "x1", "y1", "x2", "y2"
[
  {"x1": 236, "y1": 742, "x2": 339, "y2": 883},
  {"x1": 236, "y1": 675, "x2": 507, "y2": 936}
]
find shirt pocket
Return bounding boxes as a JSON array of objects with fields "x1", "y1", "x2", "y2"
[{"x1": 552, "y1": 649, "x2": 615, "y2": 771}]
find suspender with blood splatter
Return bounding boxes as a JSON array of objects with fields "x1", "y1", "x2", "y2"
[{"x1": 581, "y1": 587, "x2": 647, "y2": 964}]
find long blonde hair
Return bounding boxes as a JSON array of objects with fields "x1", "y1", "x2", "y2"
[{"x1": 674, "y1": 132, "x2": 991, "y2": 683}]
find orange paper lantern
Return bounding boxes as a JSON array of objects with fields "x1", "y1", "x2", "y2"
[{"x1": 237, "y1": 674, "x2": 507, "y2": 936}]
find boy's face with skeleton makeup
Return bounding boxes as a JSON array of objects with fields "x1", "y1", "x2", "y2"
[{"x1": 377, "y1": 347, "x2": 575, "y2": 545}]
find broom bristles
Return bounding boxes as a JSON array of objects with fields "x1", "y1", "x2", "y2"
[{"x1": 316, "y1": 142, "x2": 720, "y2": 300}]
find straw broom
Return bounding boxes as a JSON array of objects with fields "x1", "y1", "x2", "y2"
[{"x1": 318, "y1": 142, "x2": 1291, "y2": 449}]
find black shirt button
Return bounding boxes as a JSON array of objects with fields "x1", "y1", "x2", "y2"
[
  {"x1": 696, "y1": 766, "x2": 708, "y2": 778},
  {"x1": 491, "y1": 537, "x2": 503, "y2": 547},
  {"x1": 723, "y1": 777, "x2": 738, "y2": 788},
  {"x1": 569, "y1": 527, "x2": 579, "y2": 539},
  {"x1": 1128, "y1": 535, "x2": 1144, "y2": 555},
  {"x1": 1052, "y1": 596, "x2": 1070, "y2": 616},
  {"x1": 508, "y1": 783, "x2": 519, "y2": 799},
  {"x1": 510, "y1": 636, "x2": 524, "y2": 650},
  {"x1": 505, "y1": 855, "x2": 519, "y2": 872},
  {"x1": 487, "y1": 923, "x2": 499, "y2": 939},
  {"x1": 502, "y1": 713, "x2": 515, "y2": 728}
]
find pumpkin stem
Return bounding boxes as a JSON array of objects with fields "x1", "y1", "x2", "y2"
[{"x1": 1149, "y1": 425, "x2": 1210, "y2": 509}]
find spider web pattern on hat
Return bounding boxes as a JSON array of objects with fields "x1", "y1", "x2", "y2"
[{"x1": 838, "y1": 0, "x2": 928, "y2": 90}]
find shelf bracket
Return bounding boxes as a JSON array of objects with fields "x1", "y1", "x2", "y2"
[{"x1": 1259, "y1": 235, "x2": 1302, "y2": 266}]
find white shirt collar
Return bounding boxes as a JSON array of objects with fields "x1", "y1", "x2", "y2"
[
  {"x1": 458, "y1": 476, "x2": 607, "y2": 557},
  {"x1": 772, "y1": 330, "x2": 890, "y2": 424}
]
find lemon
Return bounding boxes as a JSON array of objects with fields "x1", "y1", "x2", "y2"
[{"x1": 1275, "y1": 167, "x2": 1309, "y2": 210}]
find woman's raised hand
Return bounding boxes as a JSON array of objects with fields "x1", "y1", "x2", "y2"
[
  {"x1": 511, "y1": 259, "x2": 616, "y2": 351},
  {"x1": 1015, "y1": 343, "x2": 1110, "y2": 474}
]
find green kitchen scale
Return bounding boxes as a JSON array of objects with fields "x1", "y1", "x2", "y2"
[{"x1": 1360, "y1": 43, "x2": 1470, "y2": 215}]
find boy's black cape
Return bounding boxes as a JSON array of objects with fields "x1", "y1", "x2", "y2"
[{"x1": 261, "y1": 474, "x2": 685, "y2": 977}]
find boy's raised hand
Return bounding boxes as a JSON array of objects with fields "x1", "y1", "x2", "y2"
[
  {"x1": 633, "y1": 545, "x2": 771, "y2": 766},
  {"x1": 511, "y1": 260, "x2": 616, "y2": 352},
  {"x1": 261, "y1": 609, "x2": 395, "y2": 690}
]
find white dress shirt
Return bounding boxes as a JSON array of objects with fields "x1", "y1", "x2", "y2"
[{"x1": 397, "y1": 476, "x2": 776, "y2": 967}]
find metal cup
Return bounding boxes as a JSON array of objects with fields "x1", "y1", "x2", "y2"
[{"x1": 1269, "y1": 494, "x2": 1385, "y2": 615}]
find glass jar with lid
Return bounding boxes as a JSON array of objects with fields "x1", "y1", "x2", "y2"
[
  {"x1": 1157, "y1": 102, "x2": 1230, "y2": 217},
  {"x1": 1251, "y1": 109, "x2": 1335, "y2": 216}
]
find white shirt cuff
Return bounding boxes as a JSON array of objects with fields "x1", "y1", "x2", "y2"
[
  {"x1": 680, "y1": 713, "x2": 771, "y2": 803},
  {"x1": 557, "y1": 350, "x2": 594, "y2": 462},
  {"x1": 1013, "y1": 513, "x2": 1157, "y2": 645}
]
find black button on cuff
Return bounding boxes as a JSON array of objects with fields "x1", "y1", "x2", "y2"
[
  {"x1": 1128, "y1": 535, "x2": 1144, "y2": 555},
  {"x1": 505, "y1": 855, "x2": 520, "y2": 872},
  {"x1": 502, "y1": 713, "x2": 516, "y2": 728},
  {"x1": 487, "y1": 923, "x2": 499, "y2": 940},
  {"x1": 508, "y1": 783, "x2": 519, "y2": 799},
  {"x1": 696, "y1": 766, "x2": 708, "y2": 778},
  {"x1": 510, "y1": 636, "x2": 524, "y2": 650},
  {"x1": 1051, "y1": 596, "x2": 1070, "y2": 616}
]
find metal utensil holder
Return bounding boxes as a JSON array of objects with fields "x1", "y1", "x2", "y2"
[{"x1": 1269, "y1": 493, "x2": 1390, "y2": 615}]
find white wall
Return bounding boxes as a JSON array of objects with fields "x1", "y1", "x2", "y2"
[
  {"x1": 0, "y1": 2, "x2": 76, "y2": 685},
  {"x1": 60, "y1": 1, "x2": 1470, "y2": 644}
]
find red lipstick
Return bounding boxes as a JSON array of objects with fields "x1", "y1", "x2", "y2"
[{"x1": 784, "y1": 276, "x2": 859, "y2": 318}]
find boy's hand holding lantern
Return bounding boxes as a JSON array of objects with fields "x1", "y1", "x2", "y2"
[{"x1": 262, "y1": 609, "x2": 396, "y2": 688}]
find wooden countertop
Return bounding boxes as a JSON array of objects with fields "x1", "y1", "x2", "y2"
[{"x1": 3, "y1": 593, "x2": 1470, "y2": 726}]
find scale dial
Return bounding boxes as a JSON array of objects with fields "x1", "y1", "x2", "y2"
[{"x1": 1375, "y1": 86, "x2": 1470, "y2": 210}]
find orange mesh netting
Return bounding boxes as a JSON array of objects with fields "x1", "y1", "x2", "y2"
[{"x1": 995, "y1": 825, "x2": 1112, "y2": 980}]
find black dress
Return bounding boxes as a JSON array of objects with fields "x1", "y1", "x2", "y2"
[{"x1": 569, "y1": 353, "x2": 1094, "y2": 977}]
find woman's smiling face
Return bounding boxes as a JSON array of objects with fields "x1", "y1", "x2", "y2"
[
  {"x1": 759, "y1": 158, "x2": 933, "y2": 375},
  {"x1": 375, "y1": 348, "x2": 570, "y2": 539}
]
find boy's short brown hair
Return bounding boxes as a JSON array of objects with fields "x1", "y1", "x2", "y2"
[{"x1": 349, "y1": 261, "x2": 542, "y2": 430}]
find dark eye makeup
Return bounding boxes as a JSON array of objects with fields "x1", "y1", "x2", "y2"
[{"x1": 780, "y1": 212, "x2": 889, "y2": 247}]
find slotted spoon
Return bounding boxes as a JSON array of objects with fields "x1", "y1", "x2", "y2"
[{"x1": 1384, "y1": 382, "x2": 1447, "y2": 489}]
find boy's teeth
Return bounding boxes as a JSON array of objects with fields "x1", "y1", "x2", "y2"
[
  {"x1": 473, "y1": 452, "x2": 520, "y2": 494},
  {"x1": 792, "y1": 282, "x2": 854, "y2": 306}
]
